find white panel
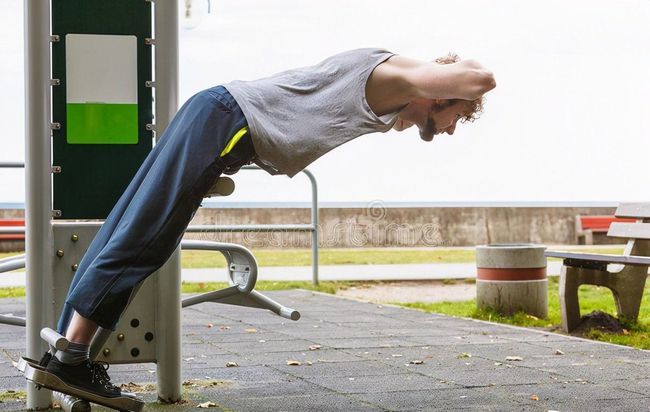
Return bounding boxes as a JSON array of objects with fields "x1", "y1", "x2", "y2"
[{"x1": 65, "y1": 34, "x2": 137, "y2": 104}]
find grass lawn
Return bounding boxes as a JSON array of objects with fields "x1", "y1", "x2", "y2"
[
  {"x1": 396, "y1": 276, "x2": 650, "y2": 350},
  {"x1": 2, "y1": 246, "x2": 625, "y2": 269},
  {"x1": 136, "y1": 246, "x2": 629, "y2": 268}
]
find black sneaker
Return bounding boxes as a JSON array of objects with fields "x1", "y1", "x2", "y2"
[
  {"x1": 38, "y1": 351, "x2": 52, "y2": 367},
  {"x1": 45, "y1": 357, "x2": 121, "y2": 398}
]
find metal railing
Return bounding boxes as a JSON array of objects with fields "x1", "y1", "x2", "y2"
[
  {"x1": 0, "y1": 163, "x2": 320, "y2": 285},
  {"x1": 0, "y1": 162, "x2": 24, "y2": 168},
  {"x1": 186, "y1": 166, "x2": 319, "y2": 285}
]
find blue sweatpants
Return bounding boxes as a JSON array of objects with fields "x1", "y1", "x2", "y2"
[{"x1": 57, "y1": 86, "x2": 254, "y2": 332}]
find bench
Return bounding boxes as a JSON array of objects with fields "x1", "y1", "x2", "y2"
[
  {"x1": 547, "y1": 203, "x2": 650, "y2": 332},
  {"x1": 575, "y1": 215, "x2": 634, "y2": 245},
  {"x1": 0, "y1": 219, "x2": 25, "y2": 241}
]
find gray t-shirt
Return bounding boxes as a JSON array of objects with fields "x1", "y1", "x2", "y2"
[{"x1": 224, "y1": 48, "x2": 398, "y2": 177}]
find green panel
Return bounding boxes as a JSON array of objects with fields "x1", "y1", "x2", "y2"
[
  {"x1": 52, "y1": 0, "x2": 153, "y2": 219},
  {"x1": 67, "y1": 103, "x2": 138, "y2": 144}
]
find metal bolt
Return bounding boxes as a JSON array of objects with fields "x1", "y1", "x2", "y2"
[
  {"x1": 117, "y1": 333, "x2": 125, "y2": 341},
  {"x1": 71, "y1": 234, "x2": 79, "y2": 242},
  {"x1": 71, "y1": 264, "x2": 78, "y2": 271},
  {"x1": 56, "y1": 249, "x2": 64, "y2": 258},
  {"x1": 103, "y1": 348, "x2": 110, "y2": 357}
]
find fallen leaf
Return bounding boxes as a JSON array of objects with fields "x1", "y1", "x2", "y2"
[
  {"x1": 505, "y1": 356, "x2": 523, "y2": 361},
  {"x1": 225, "y1": 362, "x2": 238, "y2": 367},
  {"x1": 287, "y1": 360, "x2": 301, "y2": 366},
  {"x1": 457, "y1": 352, "x2": 472, "y2": 359},
  {"x1": 623, "y1": 329, "x2": 630, "y2": 335},
  {"x1": 308, "y1": 345, "x2": 322, "y2": 351},
  {"x1": 197, "y1": 401, "x2": 217, "y2": 408},
  {"x1": 206, "y1": 323, "x2": 213, "y2": 328},
  {"x1": 530, "y1": 394, "x2": 539, "y2": 401},
  {"x1": 245, "y1": 328, "x2": 257, "y2": 333},
  {"x1": 554, "y1": 349, "x2": 565, "y2": 355},
  {"x1": 494, "y1": 362, "x2": 503, "y2": 366},
  {"x1": 409, "y1": 360, "x2": 424, "y2": 365},
  {"x1": 306, "y1": 361, "x2": 313, "y2": 366}
]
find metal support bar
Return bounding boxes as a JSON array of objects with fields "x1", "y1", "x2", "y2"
[
  {"x1": 154, "y1": 0, "x2": 181, "y2": 402},
  {"x1": 0, "y1": 254, "x2": 25, "y2": 273},
  {"x1": 199, "y1": 166, "x2": 320, "y2": 285},
  {"x1": 25, "y1": 0, "x2": 54, "y2": 407},
  {"x1": 180, "y1": 240, "x2": 300, "y2": 320},
  {"x1": 0, "y1": 314, "x2": 26, "y2": 327},
  {"x1": 0, "y1": 162, "x2": 25, "y2": 168},
  {"x1": 186, "y1": 224, "x2": 314, "y2": 232}
]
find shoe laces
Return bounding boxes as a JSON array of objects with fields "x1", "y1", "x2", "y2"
[{"x1": 89, "y1": 361, "x2": 119, "y2": 392}]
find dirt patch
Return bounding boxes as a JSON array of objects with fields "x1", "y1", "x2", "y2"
[
  {"x1": 336, "y1": 280, "x2": 475, "y2": 303},
  {"x1": 573, "y1": 311, "x2": 627, "y2": 335}
]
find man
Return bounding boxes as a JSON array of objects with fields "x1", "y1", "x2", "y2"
[{"x1": 39, "y1": 48, "x2": 496, "y2": 402}]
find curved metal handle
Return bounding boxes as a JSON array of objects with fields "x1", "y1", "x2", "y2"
[{"x1": 181, "y1": 240, "x2": 258, "y2": 292}]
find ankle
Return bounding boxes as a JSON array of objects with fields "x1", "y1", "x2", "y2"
[{"x1": 54, "y1": 341, "x2": 90, "y2": 365}]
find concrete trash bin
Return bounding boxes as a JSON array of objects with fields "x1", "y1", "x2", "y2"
[{"x1": 476, "y1": 243, "x2": 548, "y2": 318}]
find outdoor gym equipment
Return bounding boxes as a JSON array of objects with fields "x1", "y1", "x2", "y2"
[{"x1": 18, "y1": 1, "x2": 300, "y2": 410}]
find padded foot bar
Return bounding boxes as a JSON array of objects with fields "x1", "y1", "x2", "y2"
[{"x1": 180, "y1": 240, "x2": 300, "y2": 320}]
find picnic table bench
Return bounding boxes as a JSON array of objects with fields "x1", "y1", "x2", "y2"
[
  {"x1": 547, "y1": 203, "x2": 650, "y2": 332},
  {"x1": 575, "y1": 215, "x2": 634, "y2": 245},
  {"x1": 0, "y1": 219, "x2": 25, "y2": 241}
]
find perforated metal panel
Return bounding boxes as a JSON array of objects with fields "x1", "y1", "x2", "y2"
[{"x1": 52, "y1": 222, "x2": 166, "y2": 364}]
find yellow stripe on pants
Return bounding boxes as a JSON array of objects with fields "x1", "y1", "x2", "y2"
[{"x1": 220, "y1": 126, "x2": 249, "y2": 157}]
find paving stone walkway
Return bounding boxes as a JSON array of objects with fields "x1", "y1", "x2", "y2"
[{"x1": 1, "y1": 290, "x2": 650, "y2": 411}]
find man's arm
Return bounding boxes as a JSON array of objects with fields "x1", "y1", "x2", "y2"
[{"x1": 366, "y1": 55, "x2": 496, "y2": 117}]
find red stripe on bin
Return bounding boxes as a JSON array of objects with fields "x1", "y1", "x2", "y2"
[{"x1": 477, "y1": 267, "x2": 546, "y2": 281}]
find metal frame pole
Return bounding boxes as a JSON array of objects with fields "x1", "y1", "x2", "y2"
[
  {"x1": 302, "y1": 170, "x2": 319, "y2": 286},
  {"x1": 153, "y1": 0, "x2": 181, "y2": 402},
  {"x1": 24, "y1": 0, "x2": 54, "y2": 409}
]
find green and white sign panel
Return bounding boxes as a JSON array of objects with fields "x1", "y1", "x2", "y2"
[{"x1": 65, "y1": 34, "x2": 138, "y2": 144}]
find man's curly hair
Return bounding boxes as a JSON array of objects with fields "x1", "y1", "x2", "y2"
[{"x1": 434, "y1": 52, "x2": 484, "y2": 123}]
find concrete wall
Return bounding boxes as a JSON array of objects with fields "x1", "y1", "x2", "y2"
[
  {"x1": 1, "y1": 206, "x2": 619, "y2": 251},
  {"x1": 186, "y1": 206, "x2": 619, "y2": 248}
]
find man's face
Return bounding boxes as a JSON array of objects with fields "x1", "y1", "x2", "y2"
[{"x1": 394, "y1": 99, "x2": 473, "y2": 141}]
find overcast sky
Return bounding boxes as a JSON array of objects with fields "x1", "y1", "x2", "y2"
[{"x1": 1, "y1": 0, "x2": 649, "y2": 205}]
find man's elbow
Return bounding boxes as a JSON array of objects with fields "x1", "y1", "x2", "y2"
[{"x1": 465, "y1": 69, "x2": 496, "y2": 100}]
